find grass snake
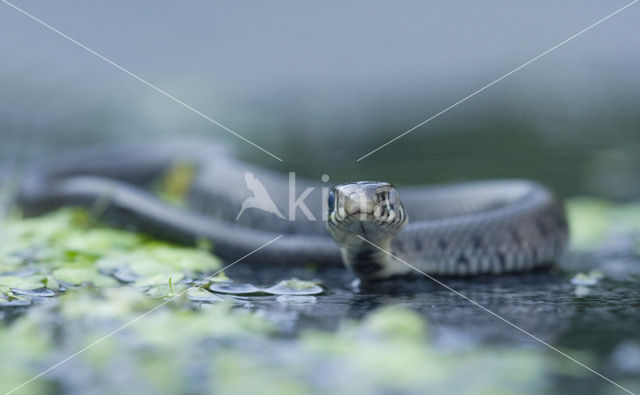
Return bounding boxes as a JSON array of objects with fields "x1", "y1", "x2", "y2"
[{"x1": 17, "y1": 141, "x2": 569, "y2": 280}]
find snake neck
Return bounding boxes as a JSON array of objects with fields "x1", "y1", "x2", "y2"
[{"x1": 340, "y1": 238, "x2": 409, "y2": 280}]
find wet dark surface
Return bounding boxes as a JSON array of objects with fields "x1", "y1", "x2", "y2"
[
  {"x1": 221, "y1": 251, "x2": 640, "y2": 394},
  {"x1": 226, "y1": 258, "x2": 638, "y2": 346}
]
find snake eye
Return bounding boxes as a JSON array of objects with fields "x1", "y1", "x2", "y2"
[{"x1": 327, "y1": 190, "x2": 335, "y2": 212}]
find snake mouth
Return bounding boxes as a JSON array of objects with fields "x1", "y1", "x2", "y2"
[
  {"x1": 345, "y1": 208, "x2": 373, "y2": 218},
  {"x1": 341, "y1": 196, "x2": 375, "y2": 218},
  {"x1": 343, "y1": 204, "x2": 400, "y2": 224}
]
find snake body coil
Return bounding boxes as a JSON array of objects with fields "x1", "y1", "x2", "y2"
[{"x1": 17, "y1": 141, "x2": 568, "y2": 279}]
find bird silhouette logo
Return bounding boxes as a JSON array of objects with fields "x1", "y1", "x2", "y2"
[{"x1": 236, "y1": 171, "x2": 286, "y2": 221}]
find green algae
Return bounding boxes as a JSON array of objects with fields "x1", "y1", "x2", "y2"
[
  {"x1": 0, "y1": 208, "x2": 222, "y2": 303},
  {"x1": 0, "y1": 292, "x2": 566, "y2": 395},
  {"x1": 0, "y1": 274, "x2": 47, "y2": 290},
  {"x1": 155, "y1": 160, "x2": 197, "y2": 206},
  {"x1": 209, "y1": 278, "x2": 324, "y2": 296},
  {"x1": 566, "y1": 197, "x2": 640, "y2": 250}
]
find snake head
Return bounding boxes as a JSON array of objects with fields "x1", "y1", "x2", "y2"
[{"x1": 326, "y1": 181, "x2": 408, "y2": 246}]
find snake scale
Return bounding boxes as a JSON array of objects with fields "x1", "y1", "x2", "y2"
[{"x1": 17, "y1": 141, "x2": 569, "y2": 280}]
